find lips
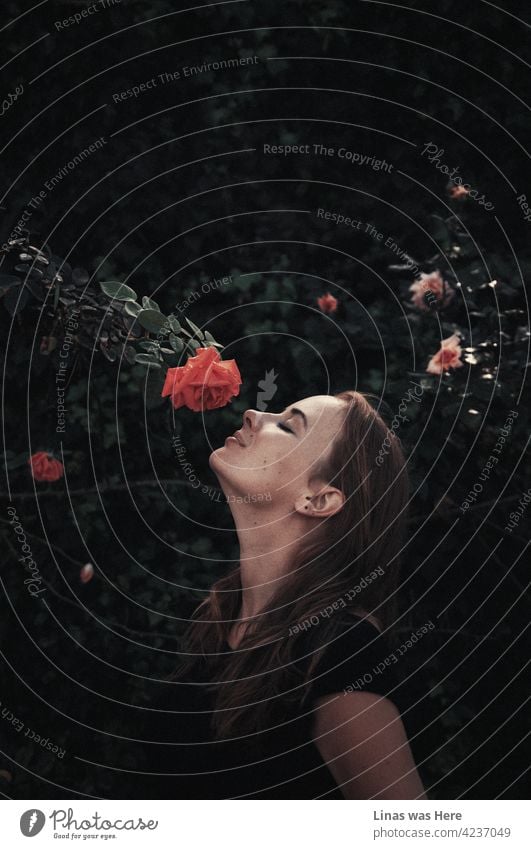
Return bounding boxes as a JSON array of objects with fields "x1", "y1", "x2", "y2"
[{"x1": 232, "y1": 430, "x2": 247, "y2": 447}]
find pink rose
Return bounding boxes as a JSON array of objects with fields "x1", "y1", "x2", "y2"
[
  {"x1": 409, "y1": 271, "x2": 454, "y2": 311},
  {"x1": 448, "y1": 184, "x2": 470, "y2": 200},
  {"x1": 426, "y1": 333, "x2": 464, "y2": 375},
  {"x1": 80, "y1": 563, "x2": 94, "y2": 584}
]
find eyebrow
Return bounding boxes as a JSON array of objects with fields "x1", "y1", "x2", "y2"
[{"x1": 283, "y1": 407, "x2": 308, "y2": 429}]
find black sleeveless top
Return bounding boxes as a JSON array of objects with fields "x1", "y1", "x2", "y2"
[{"x1": 139, "y1": 614, "x2": 410, "y2": 799}]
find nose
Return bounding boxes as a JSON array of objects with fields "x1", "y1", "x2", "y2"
[{"x1": 242, "y1": 409, "x2": 261, "y2": 433}]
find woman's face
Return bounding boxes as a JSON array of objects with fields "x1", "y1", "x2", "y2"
[{"x1": 209, "y1": 395, "x2": 348, "y2": 506}]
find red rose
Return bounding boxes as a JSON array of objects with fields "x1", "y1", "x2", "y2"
[
  {"x1": 28, "y1": 452, "x2": 64, "y2": 482},
  {"x1": 161, "y1": 347, "x2": 242, "y2": 412},
  {"x1": 317, "y1": 292, "x2": 338, "y2": 314}
]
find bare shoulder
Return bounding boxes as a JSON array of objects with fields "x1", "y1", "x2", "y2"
[{"x1": 311, "y1": 691, "x2": 427, "y2": 799}]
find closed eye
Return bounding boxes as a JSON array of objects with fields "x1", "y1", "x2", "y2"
[{"x1": 277, "y1": 422, "x2": 294, "y2": 434}]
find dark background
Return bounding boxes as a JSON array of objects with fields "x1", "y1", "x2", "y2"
[{"x1": 0, "y1": 0, "x2": 529, "y2": 799}]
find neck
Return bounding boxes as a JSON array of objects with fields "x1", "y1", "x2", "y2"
[{"x1": 230, "y1": 503, "x2": 316, "y2": 620}]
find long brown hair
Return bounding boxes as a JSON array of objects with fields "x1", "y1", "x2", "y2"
[{"x1": 167, "y1": 390, "x2": 410, "y2": 739}]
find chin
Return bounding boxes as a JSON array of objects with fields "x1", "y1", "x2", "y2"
[{"x1": 208, "y1": 447, "x2": 223, "y2": 470}]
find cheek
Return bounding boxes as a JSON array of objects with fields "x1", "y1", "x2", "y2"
[
  {"x1": 221, "y1": 437, "x2": 307, "y2": 479},
  {"x1": 228, "y1": 450, "x2": 296, "y2": 487},
  {"x1": 258, "y1": 450, "x2": 308, "y2": 488}
]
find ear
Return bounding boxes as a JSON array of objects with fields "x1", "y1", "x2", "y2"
[{"x1": 294, "y1": 486, "x2": 345, "y2": 519}]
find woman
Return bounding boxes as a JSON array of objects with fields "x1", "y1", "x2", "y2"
[{"x1": 148, "y1": 390, "x2": 428, "y2": 799}]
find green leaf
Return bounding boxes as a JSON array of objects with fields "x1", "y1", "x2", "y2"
[
  {"x1": 203, "y1": 330, "x2": 219, "y2": 344},
  {"x1": 4, "y1": 284, "x2": 29, "y2": 315},
  {"x1": 134, "y1": 353, "x2": 162, "y2": 367},
  {"x1": 185, "y1": 316, "x2": 205, "y2": 340},
  {"x1": 160, "y1": 349, "x2": 182, "y2": 366},
  {"x1": 124, "y1": 301, "x2": 142, "y2": 316},
  {"x1": 168, "y1": 314, "x2": 182, "y2": 333},
  {"x1": 52, "y1": 281, "x2": 61, "y2": 311},
  {"x1": 169, "y1": 333, "x2": 184, "y2": 353},
  {"x1": 4, "y1": 452, "x2": 30, "y2": 470},
  {"x1": 145, "y1": 365, "x2": 167, "y2": 408},
  {"x1": 123, "y1": 345, "x2": 137, "y2": 365},
  {"x1": 0, "y1": 275, "x2": 21, "y2": 296},
  {"x1": 142, "y1": 295, "x2": 160, "y2": 311},
  {"x1": 99, "y1": 281, "x2": 138, "y2": 301},
  {"x1": 137, "y1": 309, "x2": 169, "y2": 334},
  {"x1": 138, "y1": 341, "x2": 160, "y2": 353}
]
